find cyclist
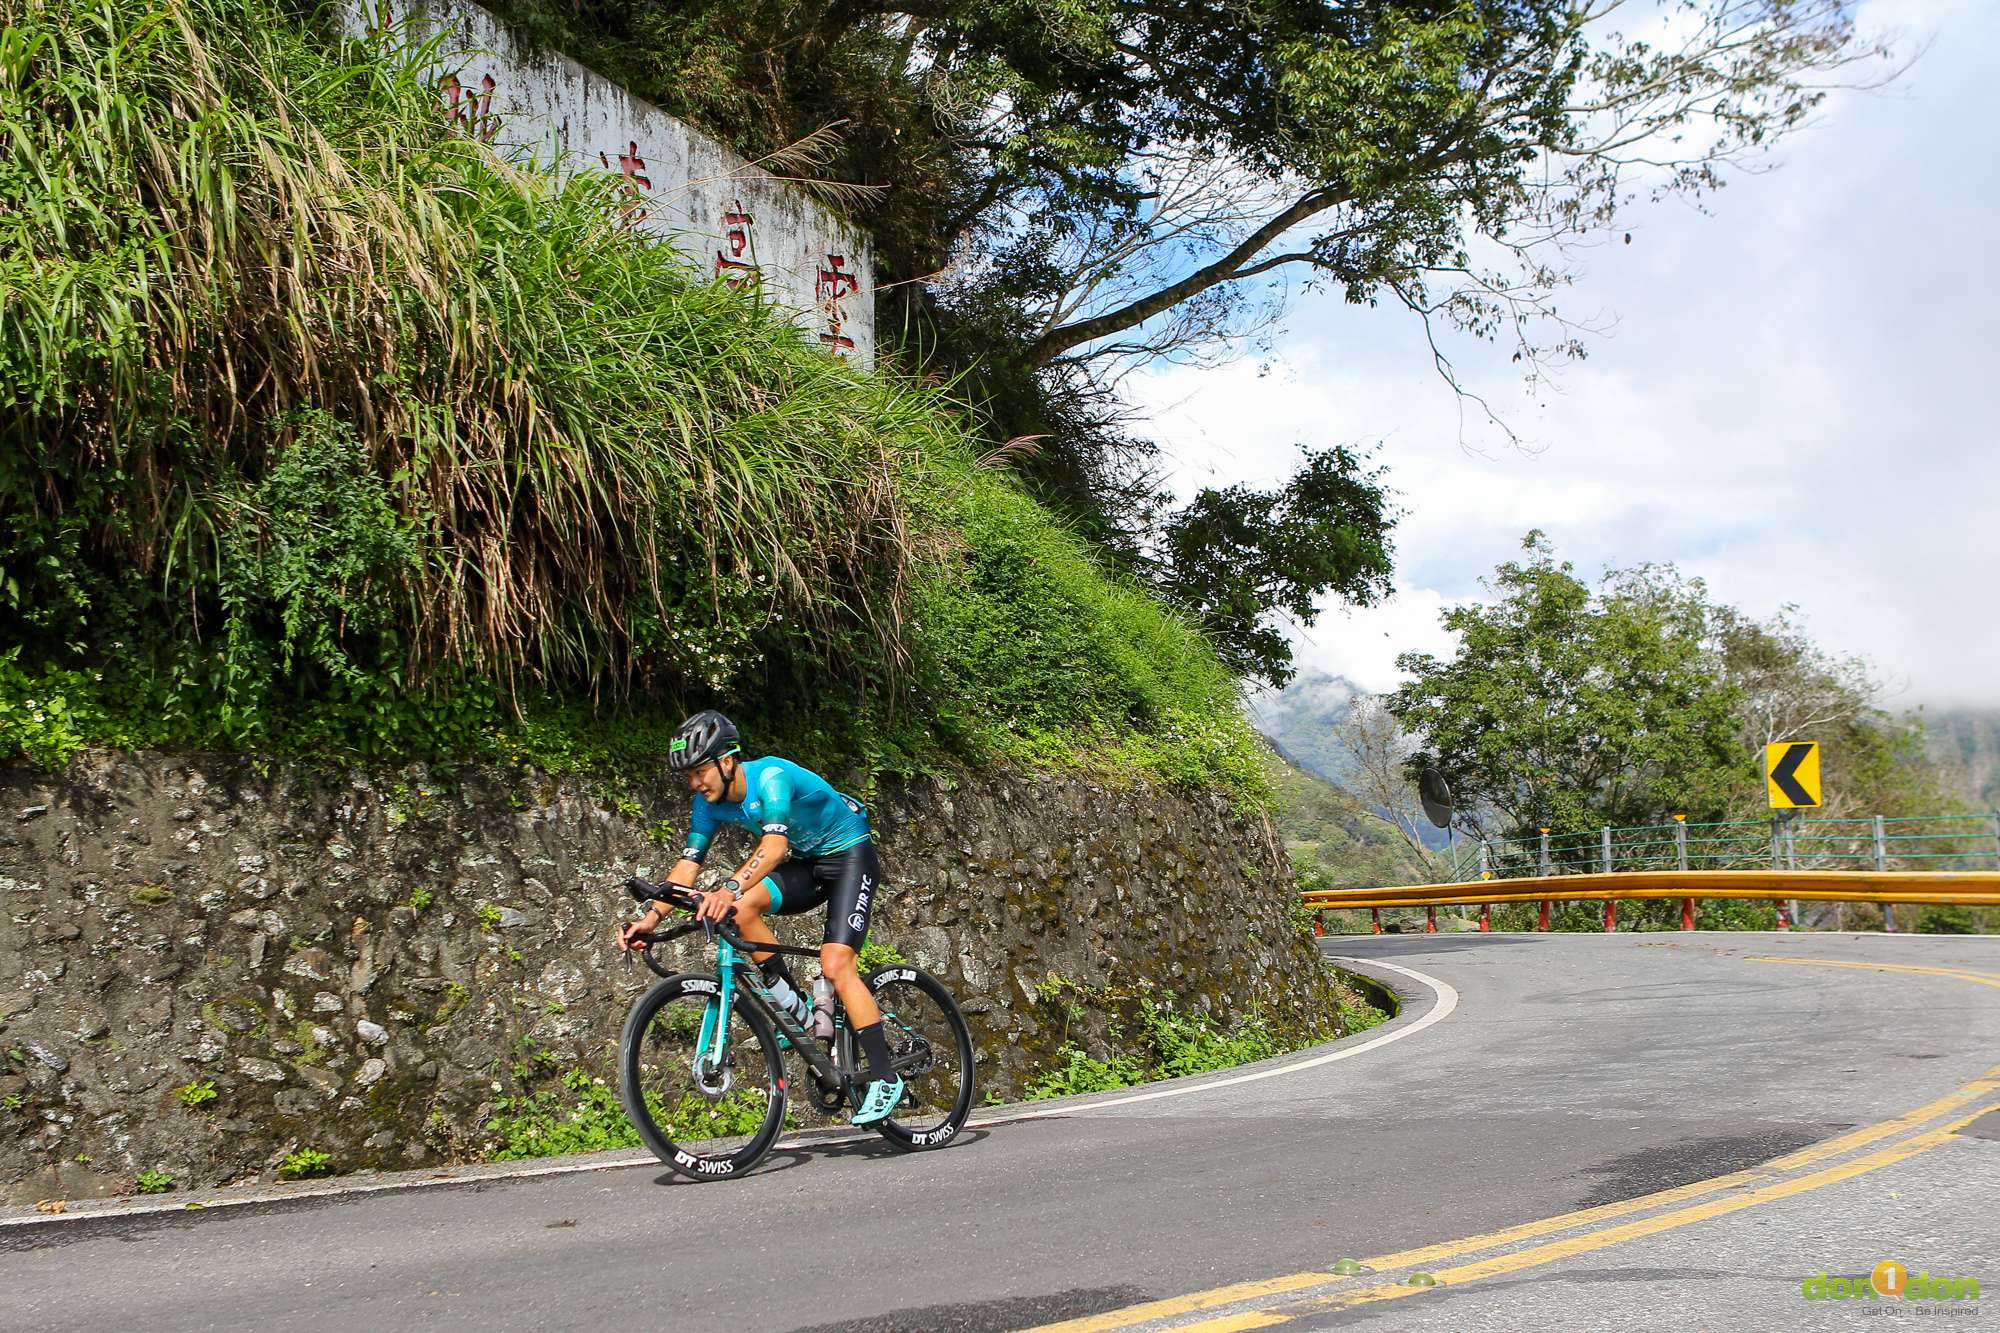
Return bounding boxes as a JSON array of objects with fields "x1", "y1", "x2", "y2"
[{"x1": 616, "y1": 710, "x2": 905, "y2": 1125}]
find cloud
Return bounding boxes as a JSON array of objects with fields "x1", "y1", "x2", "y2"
[{"x1": 1130, "y1": 0, "x2": 1999, "y2": 707}]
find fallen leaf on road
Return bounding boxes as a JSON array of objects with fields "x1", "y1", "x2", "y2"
[{"x1": 34, "y1": 1199, "x2": 66, "y2": 1215}]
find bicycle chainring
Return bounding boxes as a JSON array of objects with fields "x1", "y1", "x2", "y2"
[{"x1": 805, "y1": 1065, "x2": 849, "y2": 1114}]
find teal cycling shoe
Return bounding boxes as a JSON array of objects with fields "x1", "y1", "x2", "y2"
[{"x1": 850, "y1": 1075, "x2": 904, "y2": 1125}]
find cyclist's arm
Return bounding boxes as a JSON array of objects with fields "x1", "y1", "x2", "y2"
[
  {"x1": 723, "y1": 764, "x2": 795, "y2": 893},
  {"x1": 726, "y1": 832, "x2": 791, "y2": 899},
  {"x1": 627, "y1": 812, "x2": 714, "y2": 937}
]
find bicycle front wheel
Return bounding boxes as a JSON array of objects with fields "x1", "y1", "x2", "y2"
[
  {"x1": 619, "y1": 973, "x2": 786, "y2": 1180},
  {"x1": 866, "y1": 964, "x2": 976, "y2": 1152}
]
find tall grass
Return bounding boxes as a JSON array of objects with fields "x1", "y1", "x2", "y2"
[
  {"x1": 0, "y1": 0, "x2": 1267, "y2": 795},
  {"x1": 0, "y1": 0, "x2": 931, "y2": 695}
]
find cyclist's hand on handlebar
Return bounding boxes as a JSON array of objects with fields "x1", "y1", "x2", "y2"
[
  {"x1": 694, "y1": 887, "x2": 736, "y2": 925},
  {"x1": 616, "y1": 920, "x2": 654, "y2": 953}
]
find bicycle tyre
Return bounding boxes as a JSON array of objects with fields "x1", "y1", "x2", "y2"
[
  {"x1": 618, "y1": 973, "x2": 787, "y2": 1181},
  {"x1": 864, "y1": 963, "x2": 976, "y2": 1152}
]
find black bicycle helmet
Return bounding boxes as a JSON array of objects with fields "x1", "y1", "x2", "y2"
[{"x1": 667, "y1": 710, "x2": 740, "y2": 772}]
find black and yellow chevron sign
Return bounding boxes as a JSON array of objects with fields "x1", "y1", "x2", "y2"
[{"x1": 1766, "y1": 741, "x2": 1822, "y2": 809}]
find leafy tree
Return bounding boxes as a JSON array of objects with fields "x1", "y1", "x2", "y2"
[
  {"x1": 1153, "y1": 447, "x2": 1395, "y2": 687},
  {"x1": 1386, "y1": 533, "x2": 1744, "y2": 837}
]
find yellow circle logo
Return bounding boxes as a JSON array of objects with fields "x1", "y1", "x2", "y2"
[{"x1": 1872, "y1": 1260, "x2": 1908, "y2": 1298}]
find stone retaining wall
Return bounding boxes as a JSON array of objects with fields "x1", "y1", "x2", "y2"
[{"x1": 0, "y1": 752, "x2": 1334, "y2": 1202}]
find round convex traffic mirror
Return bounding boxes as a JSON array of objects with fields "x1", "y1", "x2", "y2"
[{"x1": 1418, "y1": 767, "x2": 1454, "y2": 830}]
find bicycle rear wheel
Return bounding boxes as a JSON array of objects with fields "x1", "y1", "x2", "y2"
[
  {"x1": 619, "y1": 973, "x2": 786, "y2": 1180},
  {"x1": 865, "y1": 964, "x2": 975, "y2": 1151}
]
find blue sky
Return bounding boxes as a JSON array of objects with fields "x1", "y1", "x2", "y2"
[{"x1": 1131, "y1": 0, "x2": 1997, "y2": 709}]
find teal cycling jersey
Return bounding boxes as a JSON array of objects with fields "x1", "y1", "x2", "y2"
[{"x1": 685, "y1": 756, "x2": 870, "y2": 860}]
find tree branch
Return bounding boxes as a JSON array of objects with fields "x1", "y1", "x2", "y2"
[{"x1": 1024, "y1": 186, "x2": 1343, "y2": 364}]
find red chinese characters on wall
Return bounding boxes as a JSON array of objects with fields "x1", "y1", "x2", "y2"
[
  {"x1": 714, "y1": 201, "x2": 757, "y2": 288},
  {"x1": 598, "y1": 141, "x2": 653, "y2": 229},
  {"x1": 817, "y1": 254, "x2": 860, "y2": 352},
  {"x1": 441, "y1": 72, "x2": 500, "y2": 143}
]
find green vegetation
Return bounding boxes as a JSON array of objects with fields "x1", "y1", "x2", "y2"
[
  {"x1": 279, "y1": 1147, "x2": 333, "y2": 1179},
  {"x1": 855, "y1": 940, "x2": 907, "y2": 972},
  {"x1": 1334, "y1": 982, "x2": 1389, "y2": 1036},
  {"x1": 177, "y1": 1081, "x2": 219, "y2": 1109},
  {"x1": 1263, "y1": 533, "x2": 1987, "y2": 930},
  {"x1": 1389, "y1": 534, "x2": 1965, "y2": 840},
  {"x1": 484, "y1": 1067, "x2": 775, "y2": 1160},
  {"x1": 0, "y1": 0, "x2": 1264, "y2": 801},
  {"x1": 486, "y1": 1070, "x2": 640, "y2": 1159},
  {"x1": 407, "y1": 887, "x2": 435, "y2": 911},
  {"x1": 136, "y1": 1169, "x2": 175, "y2": 1194},
  {"x1": 1022, "y1": 983, "x2": 1382, "y2": 1100},
  {"x1": 1390, "y1": 535, "x2": 1743, "y2": 837}
]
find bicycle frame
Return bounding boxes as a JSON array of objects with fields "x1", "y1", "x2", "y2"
[{"x1": 705, "y1": 933, "x2": 855, "y2": 1092}]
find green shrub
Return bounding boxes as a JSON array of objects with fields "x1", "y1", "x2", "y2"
[
  {"x1": 1024, "y1": 1043, "x2": 1148, "y2": 1100},
  {"x1": 1915, "y1": 904, "x2": 1977, "y2": 935},
  {"x1": 483, "y1": 1067, "x2": 777, "y2": 1160},
  {"x1": 136, "y1": 1169, "x2": 174, "y2": 1194},
  {"x1": 1335, "y1": 984, "x2": 1389, "y2": 1035},
  {"x1": 856, "y1": 940, "x2": 907, "y2": 971},
  {"x1": 279, "y1": 1147, "x2": 333, "y2": 1179},
  {"x1": 177, "y1": 1081, "x2": 218, "y2": 1109}
]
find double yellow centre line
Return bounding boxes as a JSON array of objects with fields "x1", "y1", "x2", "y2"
[{"x1": 1025, "y1": 957, "x2": 2000, "y2": 1333}]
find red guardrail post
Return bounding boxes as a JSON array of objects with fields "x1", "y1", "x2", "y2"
[
  {"x1": 1775, "y1": 898, "x2": 1792, "y2": 931},
  {"x1": 1371, "y1": 908, "x2": 1382, "y2": 935},
  {"x1": 1479, "y1": 902, "x2": 1490, "y2": 932},
  {"x1": 1603, "y1": 899, "x2": 1617, "y2": 932},
  {"x1": 1426, "y1": 905, "x2": 1437, "y2": 934},
  {"x1": 1681, "y1": 897, "x2": 1696, "y2": 930},
  {"x1": 1538, "y1": 899, "x2": 1551, "y2": 932}
]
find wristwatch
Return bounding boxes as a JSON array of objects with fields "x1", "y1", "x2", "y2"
[{"x1": 721, "y1": 878, "x2": 743, "y2": 900}]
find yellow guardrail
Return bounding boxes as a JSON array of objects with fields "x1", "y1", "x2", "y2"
[{"x1": 1303, "y1": 870, "x2": 2000, "y2": 933}]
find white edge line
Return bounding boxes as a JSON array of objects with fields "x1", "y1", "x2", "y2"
[
  {"x1": 978, "y1": 955, "x2": 1459, "y2": 1125},
  {"x1": 5, "y1": 958, "x2": 1458, "y2": 1228}
]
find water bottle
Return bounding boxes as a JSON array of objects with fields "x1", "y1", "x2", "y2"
[
  {"x1": 812, "y1": 978, "x2": 836, "y2": 1040},
  {"x1": 767, "y1": 976, "x2": 809, "y2": 1026}
]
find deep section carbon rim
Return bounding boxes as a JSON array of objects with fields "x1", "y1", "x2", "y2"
[
  {"x1": 867, "y1": 965, "x2": 975, "y2": 1150},
  {"x1": 618, "y1": 974, "x2": 786, "y2": 1179}
]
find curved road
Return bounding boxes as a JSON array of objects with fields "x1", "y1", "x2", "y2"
[{"x1": 5, "y1": 931, "x2": 1998, "y2": 1331}]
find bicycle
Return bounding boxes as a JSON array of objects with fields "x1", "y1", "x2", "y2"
[{"x1": 615, "y1": 878, "x2": 976, "y2": 1181}]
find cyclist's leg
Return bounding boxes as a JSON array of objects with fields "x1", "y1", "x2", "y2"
[
  {"x1": 819, "y1": 842, "x2": 904, "y2": 1123},
  {"x1": 738, "y1": 861, "x2": 822, "y2": 959},
  {"x1": 818, "y1": 843, "x2": 881, "y2": 1028}
]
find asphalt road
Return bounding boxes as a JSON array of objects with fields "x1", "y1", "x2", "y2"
[{"x1": 5, "y1": 931, "x2": 1998, "y2": 1332}]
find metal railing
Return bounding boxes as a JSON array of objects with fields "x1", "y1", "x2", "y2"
[
  {"x1": 1308, "y1": 810, "x2": 2000, "y2": 935},
  {"x1": 1456, "y1": 813, "x2": 2000, "y2": 881},
  {"x1": 1302, "y1": 870, "x2": 2000, "y2": 935}
]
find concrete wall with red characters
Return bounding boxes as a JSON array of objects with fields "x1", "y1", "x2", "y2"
[{"x1": 340, "y1": 0, "x2": 874, "y2": 363}]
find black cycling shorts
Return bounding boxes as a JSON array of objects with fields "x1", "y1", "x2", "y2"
[{"x1": 760, "y1": 840, "x2": 881, "y2": 951}]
